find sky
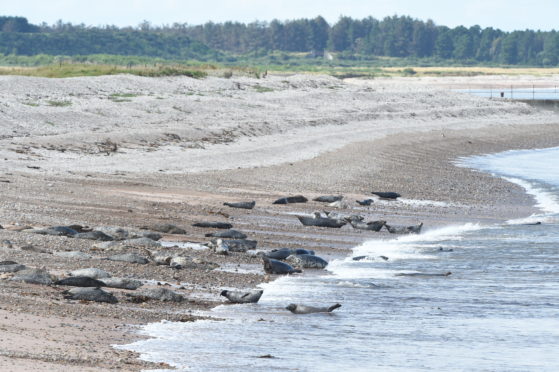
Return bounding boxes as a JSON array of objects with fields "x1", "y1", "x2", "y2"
[{"x1": 3, "y1": 0, "x2": 558, "y2": 31}]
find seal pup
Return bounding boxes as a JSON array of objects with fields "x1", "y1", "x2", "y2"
[
  {"x1": 273, "y1": 195, "x2": 308, "y2": 204},
  {"x1": 371, "y1": 192, "x2": 401, "y2": 200},
  {"x1": 193, "y1": 222, "x2": 233, "y2": 229},
  {"x1": 313, "y1": 195, "x2": 343, "y2": 203},
  {"x1": 205, "y1": 229, "x2": 247, "y2": 239},
  {"x1": 356, "y1": 199, "x2": 374, "y2": 206},
  {"x1": 385, "y1": 222, "x2": 423, "y2": 234},
  {"x1": 286, "y1": 303, "x2": 341, "y2": 314},
  {"x1": 262, "y1": 257, "x2": 302, "y2": 275},
  {"x1": 220, "y1": 289, "x2": 264, "y2": 303}
]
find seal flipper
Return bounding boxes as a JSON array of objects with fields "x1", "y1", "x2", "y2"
[{"x1": 327, "y1": 303, "x2": 342, "y2": 312}]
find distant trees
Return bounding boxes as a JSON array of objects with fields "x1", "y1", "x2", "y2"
[{"x1": 0, "y1": 15, "x2": 559, "y2": 66}]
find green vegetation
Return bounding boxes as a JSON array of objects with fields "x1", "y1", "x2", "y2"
[
  {"x1": 1, "y1": 14, "x2": 559, "y2": 80},
  {"x1": 46, "y1": 100, "x2": 72, "y2": 107}
]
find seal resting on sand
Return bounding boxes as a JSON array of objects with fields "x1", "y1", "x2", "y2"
[
  {"x1": 262, "y1": 257, "x2": 302, "y2": 275},
  {"x1": 56, "y1": 276, "x2": 106, "y2": 287},
  {"x1": 262, "y1": 248, "x2": 314, "y2": 260},
  {"x1": 286, "y1": 303, "x2": 341, "y2": 314},
  {"x1": 350, "y1": 220, "x2": 386, "y2": 232},
  {"x1": 372, "y1": 192, "x2": 401, "y2": 200},
  {"x1": 220, "y1": 289, "x2": 264, "y2": 303},
  {"x1": 223, "y1": 201, "x2": 255, "y2": 209},
  {"x1": 313, "y1": 195, "x2": 343, "y2": 203},
  {"x1": 273, "y1": 195, "x2": 308, "y2": 204},
  {"x1": 205, "y1": 229, "x2": 247, "y2": 239},
  {"x1": 63, "y1": 287, "x2": 118, "y2": 303},
  {"x1": 297, "y1": 215, "x2": 347, "y2": 228},
  {"x1": 193, "y1": 222, "x2": 233, "y2": 229},
  {"x1": 356, "y1": 199, "x2": 374, "y2": 206}
]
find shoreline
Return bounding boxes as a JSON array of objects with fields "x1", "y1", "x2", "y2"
[{"x1": 0, "y1": 74, "x2": 558, "y2": 370}]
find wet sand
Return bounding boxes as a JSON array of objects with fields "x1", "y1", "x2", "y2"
[{"x1": 0, "y1": 74, "x2": 558, "y2": 370}]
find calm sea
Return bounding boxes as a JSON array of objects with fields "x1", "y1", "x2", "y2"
[{"x1": 119, "y1": 147, "x2": 559, "y2": 371}]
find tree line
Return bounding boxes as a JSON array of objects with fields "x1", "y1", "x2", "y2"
[{"x1": 1, "y1": 15, "x2": 559, "y2": 66}]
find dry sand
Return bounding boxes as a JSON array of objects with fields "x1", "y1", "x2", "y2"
[{"x1": 0, "y1": 73, "x2": 558, "y2": 371}]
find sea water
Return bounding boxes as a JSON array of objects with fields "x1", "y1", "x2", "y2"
[{"x1": 119, "y1": 147, "x2": 559, "y2": 371}]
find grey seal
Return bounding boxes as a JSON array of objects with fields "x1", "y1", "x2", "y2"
[
  {"x1": 286, "y1": 303, "x2": 341, "y2": 314},
  {"x1": 223, "y1": 201, "x2": 256, "y2": 209},
  {"x1": 31, "y1": 226, "x2": 78, "y2": 237},
  {"x1": 0, "y1": 263, "x2": 27, "y2": 273},
  {"x1": 262, "y1": 248, "x2": 315, "y2": 260},
  {"x1": 107, "y1": 253, "x2": 149, "y2": 264},
  {"x1": 395, "y1": 271, "x2": 452, "y2": 277},
  {"x1": 297, "y1": 216, "x2": 347, "y2": 228},
  {"x1": 56, "y1": 276, "x2": 106, "y2": 287},
  {"x1": 100, "y1": 277, "x2": 143, "y2": 290},
  {"x1": 63, "y1": 287, "x2": 118, "y2": 303},
  {"x1": 211, "y1": 239, "x2": 257, "y2": 252},
  {"x1": 262, "y1": 257, "x2": 302, "y2": 275},
  {"x1": 273, "y1": 195, "x2": 308, "y2": 204},
  {"x1": 11, "y1": 268, "x2": 55, "y2": 285},
  {"x1": 356, "y1": 199, "x2": 374, "y2": 206},
  {"x1": 371, "y1": 192, "x2": 401, "y2": 199},
  {"x1": 385, "y1": 222, "x2": 423, "y2": 234},
  {"x1": 205, "y1": 229, "x2": 247, "y2": 239},
  {"x1": 193, "y1": 222, "x2": 233, "y2": 229},
  {"x1": 313, "y1": 195, "x2": 343, "y2": 203},
  {"x1": 74, "y1": 230, "x2": 114, "y2": 241},
  {"x1": 285, "y1": 254, "x2": 328, "y2": 269},
  {"x1": 350, "y1": 220, "x2": 386, "y2": 232},
  {"x1": 127, "y1": 288, "x2": 184, "y2": 302},
  {"x1": 69, "y1": 268, "x2": 111, "y2": 279},
  {"x1": 53, "y1": 251, "x2": 92, "y2": 260},
  {"x1": 143, "y1": 224, "x2": 186, "y2": 234},
  {"x1": 220, "y1": 289, "x2": 264, "y2": 303}
]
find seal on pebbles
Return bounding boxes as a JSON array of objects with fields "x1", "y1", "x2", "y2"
[{"x1": 63, "y1": 287, "x2": 118, "y2": 304}]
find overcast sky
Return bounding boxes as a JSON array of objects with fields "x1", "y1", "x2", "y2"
[{"x1": 3, "y1": 0, "x2": 557, "y2": 31}]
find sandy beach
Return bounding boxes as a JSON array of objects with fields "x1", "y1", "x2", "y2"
[{"x1": 1, "y1": 73, "x2": 559, "y2": 371}]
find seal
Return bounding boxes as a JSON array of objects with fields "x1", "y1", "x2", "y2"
[
  {"x1": 74, "y1": 230, "x2": 114, "y2": 241},
  {"x1": 297, "y1": 216, "x2": 347, "y2": 228},
  {"x1": 126, "y1": 288, "x2": 184, "y2": 302},
  {"x1": 56, "y1": 276, "x2": 106, "y2": 287},
  {"x1": 143, "y1": 224, "x2": 186, "y2": 234},
  {"x1": 69, "y1": 268, "x2": 111, "y2": 279},
  {"x1": 193, "y1": 222, "x2": 233, "y2": 229},
  {"x1": 223, "y1": 201, "x2": 256, "y2": 209},
  {"x1": 273, "y1": 195, "x2": 308, "y2": 204},
  {"x1": 356, "y1": 199, "x2": 374, "y2": 206},
  {"x1": 31, "y1": 226, "x2": 78, "y2": 237},
  {"x1": 63, "y1": 287, "x2": 118, "y2": 303},
  {"x1": 313, "y1": 195, "x2": 343, "y2": 203},
  {"x1": 262, "y1": 257, "x2": 302, "y2": 275},
  {"x1": 262, "y1": 248, "x2": 314, "y2": 260},
  {"x1": 385, "y1": 222, "x2": 423, "y2": 234},
  {"x1": 285, "y1": 254, "x2": 328, "y2": 269},
  {"x1": 11, "y1": 268, "x2": 55, "y2": 285},
  {"x1": 395, "y1": 272, "x2": 452, "y2": 277},
  {"x1": 107, "y1": 253, "x2": 149, "y2": 264},
  {"x1": 205, "y1": 229, "x2": 247, "y2": 239},
  {"x1": 210, "y1": 239, "x2": 257, "y2": 252},
  {"x1": 220, "y1": 289, "x2": 264, "y2": 303},
  {"x1": 371, "y1": 192, "x2": 401, "y2": 200},
  {"x1": 286, "y1": 303, "x2": 341, "y2": 314},
  {"x1": 350, "y1": 220, "x2": 386, "y2": 232},
  {"x1": 100, "y1": 277, "x2": 143, "y2": 290}
]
